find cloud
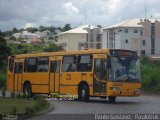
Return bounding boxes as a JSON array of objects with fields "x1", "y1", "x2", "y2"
[
  {"x1": 63, "y1": 2, "x2": 79, "y2": 14},
  {"x1": 25, "y1": 23, "x2": 37, "y2": 28},
  {"x1": 0, "y1": 0, "x2": 160, "y2": 31}
]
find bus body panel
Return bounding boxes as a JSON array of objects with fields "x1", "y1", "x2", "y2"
[
  {"x1": 23, "y1": 72, "x2": 49, "y2": 93},
  {"x1": 7, "y1": 71, "x2": 14, "y2": 91},
  {"x1": 107, "y1": 82, "x2": 141, "y2": 96},
  {"x1": 32, "y1": 85, "x2": 49, "y2": 93}
]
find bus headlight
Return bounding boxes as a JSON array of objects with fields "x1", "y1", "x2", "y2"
[
  {"x1": 135, "y1": 88, "x2": 141, "y2": 94},
  {"x1": 110, "y1": 87, "x2": 120, "y2": 91}
]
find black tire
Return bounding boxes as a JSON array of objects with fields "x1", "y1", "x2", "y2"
[
  {"x1": 79, "y1": 85, "x2": 89, "y2": 102},
  {"x1": 100, "y1": 96, "x2": 107, "y2": 99},
  {"x1": 108, "y1": 96, "x2": 116, "y2": 102},
  {"x1": 24, "y1": 83, "x2": 32, "y2": 97}
]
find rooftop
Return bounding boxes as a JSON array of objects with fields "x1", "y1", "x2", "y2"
[
  {"x1": 103, "y1": 18, "x2": 160, "y2": 29},
  {"x1": 58, "y1": 25, "x2": 97, "y2": 35}
]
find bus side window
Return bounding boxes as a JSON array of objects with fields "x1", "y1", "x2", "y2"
[
  {"x1": 95, "y1": 59, "x2": 107, "y2": 80},
  {"x1": 14, "y1": 63, "x2": 23, "y2": 73},
  {"x1": 77, "y1": 55, "x2": 93, "y2": 72},
  {"x1": 9, "y1": 59, "x2": 14, "y2": 72},
  {"x1": 27, "y1": 58, "x2": 37, "y2": 72},
  {"x1": 37, "y1": 57, "x2": 49, "y2": 72},
  {"x1": 62, "y1": 56, "x2": 77, "y2": 72}
]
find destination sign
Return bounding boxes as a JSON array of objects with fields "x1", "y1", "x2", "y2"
[{"x1": 110, "y1": 49, "x2": 137, "y2": 57}]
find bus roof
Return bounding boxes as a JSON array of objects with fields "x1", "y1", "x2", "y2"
[{"x1": 12, "y1": 49, "x2": 110, "y2": 59}]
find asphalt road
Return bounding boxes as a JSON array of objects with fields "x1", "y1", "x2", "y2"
[{"x1": 27, "y1": 94, "x2": 160, "y2": 120}]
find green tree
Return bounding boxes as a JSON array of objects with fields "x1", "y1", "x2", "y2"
[
  {"x1": 43, "y1": 43, "x2": 62, "y2": 52},
  {"x1": 10, "y1": 36, "x2": 16, "y2": 41},
  {"x1": 26, "y1": 27, "x2": 38, "y2": 33},
  {"x1": 3, "y1": 30, "x2": 13, "y2": 36},
  {"x1": 39, "y1": 26, "x2": 46, "y2": 32},
  {"x1": 0, "y1": 30, "x2": 5, "y2": 37},
  {"x1": 63, "y1": 24, "x2": 71, "y2": 32},
  {"x1": 0, "y1": 36, "x2": 10, "y2": 65},
  {"x1": 12, "y1": 27, "x2": 18, "y2": 33},
  {"x1": 49, "y1": 26, "x2": 56, "y2": 34}
]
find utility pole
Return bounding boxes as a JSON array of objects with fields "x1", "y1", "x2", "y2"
[
  {"x1": 113, "y1": 31, "x2": 115, "y2": 49},
  {"x1": 84, "y1": 14, "x2": 86, "y2": 25},
  {"x1": 145, "y1": 0, "x2": 147, "y2": 19}
]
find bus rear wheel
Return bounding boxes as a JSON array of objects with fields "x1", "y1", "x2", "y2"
[
  {"x1": 108, "y1": 96, "x2": 116, "y2": 102},
  {"x1": 79, "y1": 85, "x2": 89, "y2": 102},
  {"x1": 24, "y1": 83, "x2": 32, "y2": 97}
]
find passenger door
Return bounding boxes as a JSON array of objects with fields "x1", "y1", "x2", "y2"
[
  {"x1": 50, "y1": 57, "x2": 61, "y2": 93},
  {"x1": 93, "y1": 57, "x2": 107, "y2": 95},
  {"x1": 14, "y1": 59, "x2": 23, "y2": 91}
]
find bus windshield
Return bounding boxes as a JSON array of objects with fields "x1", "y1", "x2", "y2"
[{"x1": 109, "y1": 57, "x2": 140, "y2": 82}]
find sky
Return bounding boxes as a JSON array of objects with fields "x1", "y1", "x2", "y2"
[{"x1": 0, "y1": 0, "x2": 160, "y2": 31}]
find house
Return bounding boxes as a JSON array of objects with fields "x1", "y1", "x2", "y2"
[
  {"x1": 102, "y1": 18, "x2": 160, "y2": 56},
  {"x1": 13, "y1": 31, "x2": 40, "y2": 39},
  {"x1": 30, "y1": 38, "x2": 44, "y2": 45},
  {"x1": 56, "y1": 25, "x2": 103, "y2": 50}
]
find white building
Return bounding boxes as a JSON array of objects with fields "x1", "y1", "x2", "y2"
[
  {"x1": 102, "y1": 19, "x2": 142, "y2": 56},
  {"x1": 57, "y1": 25, "x2": 102, "y2": 50},
  {"x1": 139, "y1": 19, "x2": 160, "y2": 55},
  {"x1": 102, "y1": 18, "x2": 160, "y2": 56},
  {"x1": 13, "y1": 31, "x2": 40, "y2": 39},
  {"x1": 13, "y1": 30, "x2": 53, "y2": 40}
]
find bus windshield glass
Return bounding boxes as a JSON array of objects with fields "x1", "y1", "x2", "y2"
[{"x1": 109, "y1": 57, "x2": 140, "y2": 82}]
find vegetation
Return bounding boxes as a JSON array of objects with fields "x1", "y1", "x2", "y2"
[
  {"x1": 0, "y1": 98, "x2": 36, "y2": 114},
  {"x1": 0, "y1": 36, "x2": 10, "y2": 65},
  {"x1": 141, "y1": 57, "x2": 160, "y2": 93},
  {"x1": 8, "y1": 43, "x2": 62, "y2": 55},
  {"x1": 0, "y1": 69, "x2": 6, "y2": 89},
  {"x1": 0, "y1": 32, "x2": 8, "y2": 90},
  {"x1": 3, "y1": 23, "x2": 72, "y2": 36},
  {"x1": 0, "y1": 95, "x2": 49, "y2": 114}
]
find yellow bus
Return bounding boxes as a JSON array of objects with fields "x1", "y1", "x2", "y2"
[{"x1": 7, "y1": 49, "x2": 141, "y2": 102}]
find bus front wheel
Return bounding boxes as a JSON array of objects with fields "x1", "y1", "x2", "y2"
[
  {"x1": 108, "y1": 96, "x2": 116, "y2": 102},
  {"x1": 79, "y1": 85, "x2": 89, "y2": 102},
  {"x1": 24, "y1": 83, "x2": 32, "y2": 97}
]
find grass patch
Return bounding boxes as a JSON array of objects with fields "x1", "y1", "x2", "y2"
[
  {"x1": 0, "y1": 65, "x2": 7, "y2": 90},
  {"x1": 0, "y1": 97, "x2": 36, "y2": 114},
  {"x1": 141, "y1": 57, "x2": 160, "y2": 93},
  {"x1": 0, "y1": 96, "x2": 50, "y2": 115}
]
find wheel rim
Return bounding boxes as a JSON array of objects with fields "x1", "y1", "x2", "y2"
[
  {"x1": 25, "y1": 88, "x2": 29, "y2": 95},
  {"x1": 82, "y1": 89, "x2": 85, "y2": 98},
  {"x1": 25, "y1": 86, "x2": 30, "y2": 96}
]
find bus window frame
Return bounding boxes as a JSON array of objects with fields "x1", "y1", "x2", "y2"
[
  {"x1": 77, "y1": 54, "x2": 93, "y2": 72},
  {"x1": 62, "y1": 55, "x2": 77, "y2": 72},
  {"x1": 37, "y1": 57, "x2": 49, "y2": 72},
  {"x1": 24, "y1": 57, "x2": 37, "y2": 73}
]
